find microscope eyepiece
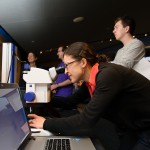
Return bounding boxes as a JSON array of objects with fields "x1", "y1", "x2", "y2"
[{"x1": 55, "y1": 66, "x2": 65, "y2": 74}]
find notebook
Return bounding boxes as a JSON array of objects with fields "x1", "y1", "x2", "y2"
[{"x1": 0, "y1": 83, "x2": 96, "y2": 150}]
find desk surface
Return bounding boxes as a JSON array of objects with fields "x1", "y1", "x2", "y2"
[{"x1": 31, "y1": 128, "x2": 53, "y2": 136}]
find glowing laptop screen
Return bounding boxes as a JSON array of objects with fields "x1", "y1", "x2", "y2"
[{"x1": 0, "y1": 88, "x2": 30, "y2": 150}]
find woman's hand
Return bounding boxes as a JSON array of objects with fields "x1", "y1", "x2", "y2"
[{"x1": 28, "y1": 114, "x2": 46, "y2": 129}]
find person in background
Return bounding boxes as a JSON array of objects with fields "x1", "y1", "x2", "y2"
[
  {"x1": 27, "y1": 51, "x2": 38, "y2": 67},
  {"x1": 28, "y1": 42, "x2": 150, "y2": 150},
  {"x1": 19, "y1": 51, "x2": 39, "y2": 115},
  {"x1": 49, "y1": 46, "x2": 75, "y2": 117},
  {"x1": 50, "y1": 46, "x2": 74, "y2": 97},
  {"x1": 112, "y1": 15, "x2": 145, "y2": 68},
  {"x1": 19, "y1": 51, "x2": 38, "y2": 89}
]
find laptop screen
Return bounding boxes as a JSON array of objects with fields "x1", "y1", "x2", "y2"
[{"x1": 0, "y1": 83, "x2": 31, "y2": 150}]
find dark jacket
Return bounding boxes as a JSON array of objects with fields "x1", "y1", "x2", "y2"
[{"x1": 44, "y1": 63, "x2": 150, "y2": 135}]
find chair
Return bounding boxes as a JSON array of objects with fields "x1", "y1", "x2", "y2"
[{"x1": 133, "y1": 57, "x2": 150, "y2": 80}]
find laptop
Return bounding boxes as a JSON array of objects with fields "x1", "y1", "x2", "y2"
[{"x1": 0, "y1": 83, "x2": 96, "y2": 150}]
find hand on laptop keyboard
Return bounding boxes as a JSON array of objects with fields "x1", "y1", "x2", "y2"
[{"x1": 28, "y1": 114, "x2": 46, "y2": 129}]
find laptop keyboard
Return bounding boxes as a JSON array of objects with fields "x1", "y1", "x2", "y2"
[{"x1": 45, "y1": 138, "x2": 71, "y2": 150}]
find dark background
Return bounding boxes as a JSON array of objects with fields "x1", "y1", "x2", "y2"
[{"x1": 0, "y1": 0, "x2": 150, "y2": 66}]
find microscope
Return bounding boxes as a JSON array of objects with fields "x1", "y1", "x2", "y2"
[{"x1": 23, "y1": 66, "x2": 65, "y2": 103}]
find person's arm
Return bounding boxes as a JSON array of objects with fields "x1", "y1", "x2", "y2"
[
  {"x1": 50, "y1": 82, "x2": 90, "y2": 108},
  {"x1": 28, "y1": 114, "x2": 46, "y2": 129},
  {"x1": 114, "y1": 39, "x2": 145, "y2": 68},
  {"x1": 43, "y1": 67, "x2": 122, "y2": 135},
  {"x1": 51, "y1": 79, "x2": 72, "y2": 91},
  {"x1": 28, "y1": 81, "x2": 91, "y2": 128}
]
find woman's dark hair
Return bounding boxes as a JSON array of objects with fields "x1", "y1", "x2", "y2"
[
  {"x1": 97, "y1": 54, "x2": 110, "y2": 63},
  {"x1": 64, "y1": 42, "x2": 97, "y2": 66},
  {"x1": 114, "y1": 15, "x2": 136, "y2": 35}
]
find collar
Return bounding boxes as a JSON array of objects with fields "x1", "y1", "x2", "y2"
[{"x1": 86, "y1": 63, "x2": 99, "y2": 97}]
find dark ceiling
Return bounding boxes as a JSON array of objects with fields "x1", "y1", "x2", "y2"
[{"x1": 0, "y1": 0, "x2": 150, "y2": 64}]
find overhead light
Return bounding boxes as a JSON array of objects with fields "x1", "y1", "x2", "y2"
[
  {"x1": 145, "y1": 33, "x2": 148, "y2": 36},
  {"x1": 73, "y1": 17, "x2": 84, "y2": 23}
]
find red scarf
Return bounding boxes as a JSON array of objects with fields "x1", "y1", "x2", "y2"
[{"x1": 86, "y1": 63, "x2": 99, "y2": 97}]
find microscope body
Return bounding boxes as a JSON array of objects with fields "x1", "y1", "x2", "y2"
[{"x1": 23, "y1": 67, "x2": 57, "y2": 103}]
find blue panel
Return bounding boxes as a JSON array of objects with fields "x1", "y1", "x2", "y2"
[
  {"x1": 0, "y1": 26, "x2": 13, "y2": 42},
  {"x1": 10, "y1": 44, "x2": 15, "y2": 83}
]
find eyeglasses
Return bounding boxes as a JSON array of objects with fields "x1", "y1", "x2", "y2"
[{"x1": 64, "y1": 60, "x2": 78, "y2": 69}]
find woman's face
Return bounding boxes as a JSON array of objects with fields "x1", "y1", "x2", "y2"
[
  {"x1": 27, "y1": 52, "x2": 37, "y2": 63},
  {"x1": 64, "y1": 55, "x2": 85, "y2": 83}
]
